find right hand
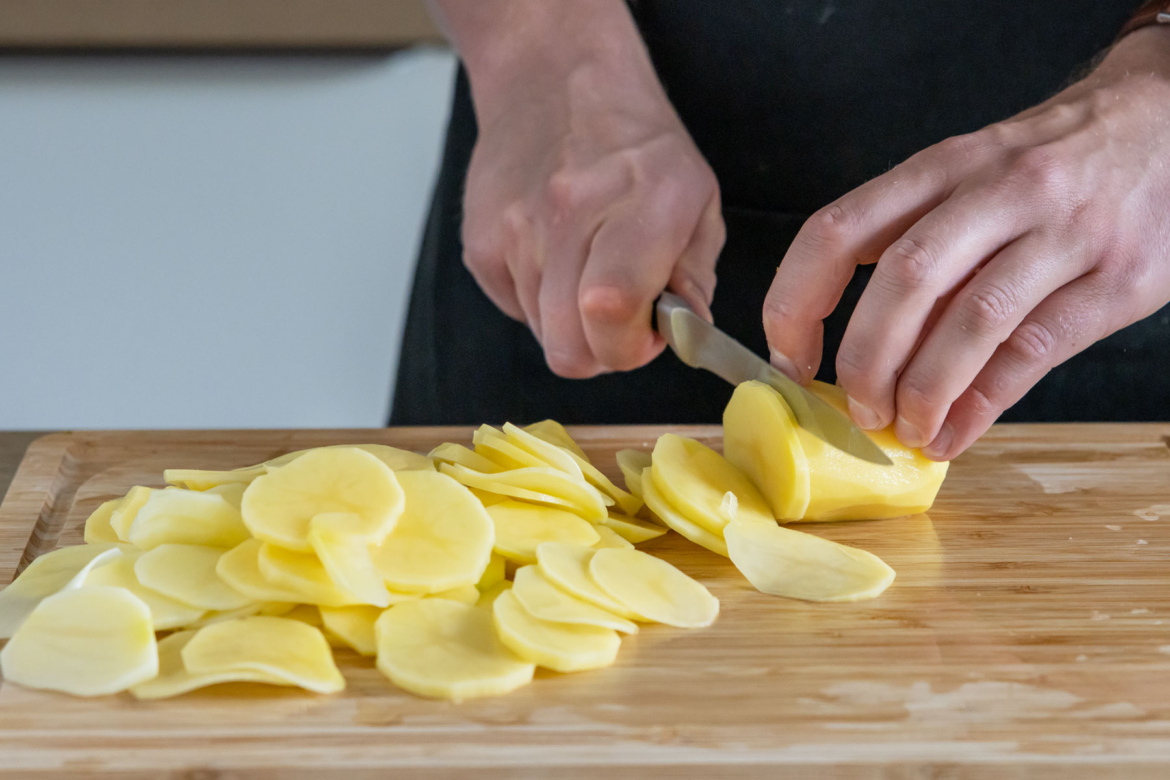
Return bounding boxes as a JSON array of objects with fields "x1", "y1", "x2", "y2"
[{"x1": 457, "y1": 3, "x2": 725, "y2": 378}]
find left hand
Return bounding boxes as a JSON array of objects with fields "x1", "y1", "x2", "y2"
[{"x1": 763, "y1": 26, "x2": 1170, "y2": 461}]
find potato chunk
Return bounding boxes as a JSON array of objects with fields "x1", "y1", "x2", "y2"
[
  {"x1": 512, "y1": 565, "x2": 637, "y2": 634},
  {"x1": 0, "y1": 544, "x2": 123, "y2": 639},
  {"x1": 589, "y1": 548, "x2": 719, "y2": 628},
  {"x1": 639, "y1": 468, "x2": 728, "y2": 557},
  {"x1": 493, "y1": 590, "x2": 620, "y2": 673},
  {"x1": 131, "y1": 630, "x2": 287, "y2": 699},
  {"x1": 651, "y1": 434, "x2": 773, "y2": 534},
  {"x1": 133, "y1": 544, "x2": 252, "y2": 611},
  {"x1": 487, "y1": 500, "x2": 600, "y2": 565},
  {"x1": 1, "y1": 586, "x2": 157, "y2": 697},
  {"x1": 375, "y1": 599, "x2": 534, "y2": 702},
  {"x1": 534, "y1": 543, "x2": 639, "y2": 620},
  {"x1": 127, "y1": 487, "x2": 250, "y2": 550}
]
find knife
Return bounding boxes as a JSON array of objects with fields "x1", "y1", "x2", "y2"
[{"x1": 655, "y1": 292, "x2": 892, "y2": 466}]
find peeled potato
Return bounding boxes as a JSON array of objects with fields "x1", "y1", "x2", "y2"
[
  {"x1": 592, "y1": 525, "x2": 634, "y2": 550},
  {"x1": 264, "y1": 443, "x2": 435, "y2": 473},
  {"x1": 281, "y1": 603, "x2": 325, "y2": 627},
  {"x1": 109, "y1": 486, "x2": 153, "y2": 542},
  {"x1": 602, "y1": 513, "x2": 667, "y2": 544},
  {"x1": 131, "y1": 630, "x2": 287, "y2": 699},
  {"x1": 375, "y1": 599, "x2": 535, "y2": 702},
  {"x1": 512, "y1": 565, "x2": 637, "y2": 634},
  {"x1": 651, "y1": 434, "x2": 773, "y2": 534},
  {"x1": 722, "y1": 381, "x2": 811, "y2": 520},
  {"x1": 474, "y1": 426, "x2": 560, "y2": 472},
  {"x1": 477, "y1": 553, "x2": 507, "y2": 592},
  {"x1": 163, "y1": 466, "x2": 264, "y2": 492},
  {"x1": 724, "y1": 516, "x2": 896, "y2": 601},
  {"x1": 318, "y1": 605, "x2": 381, "y2": 656},
  {"x1": 242, "y1": 447, "x2": 403, "y2": 552},
  {"x1": 523, "y1": 420, "x2": 587, "y2": 460},
  {"x1": 589, "y1": 548, "x2": 719, "y2": 628},
  {"x1": 429, "y1": 442, "x2": 503, "y2": 474},
  {"x1": 185, "y1": 602, "x2": 272, "y2": 629},
  {"x1": 0, "y1": 544, "x2": 123, "y2": 639},
  {"x1": 84, "y1": 553, "x2": 207, "y2": 630},
  {"x1": 439, "y1": 463, "x2": 610, "y2": 522},
  {"x1": 431, "y1": 583, "x2": 481, "y2": 606},
  {"x1": 307, "y1": 513, "x2": 392, "y2": 608},
  {"x1": 639, "y1": 468, "x2": 728, "y2": 557},
  {"x1": 83, "y1": 499, "x2": 122, "y2": 544},
  {"x1": 493, "y1": 590, "x2": 620, "y2": 673},
  {"x1": 181, "y1": 616, "x2": 345, "y2": 694},
  {"x1": 127, "y1": 487, "x2": 251, "y2": 550},
  {"x1": 133, "y1": 544, "x2": 252, "y2": 611},
  {"x1": 1, "y1": 586, "x2": 157, "y2": 697},
  {"x1": 487, "y1": 500, "x2": 600, "y2": 564},
  {"x1": 257, "y1": 543, "x2": 363, "y2": 608},
  {"x1": 216, "y1": 539, "x2": 309, "y2": 604},
  {"x1": 534, "y1": 543, "x2": 639, "y2": 620},
  {"x1": 615, "y1": 450, "x2": 652, "y2": 501},
  {"x1": 475, "y1": 579, "x2": 513, "y2": 608}
]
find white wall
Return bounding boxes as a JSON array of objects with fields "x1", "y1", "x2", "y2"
[{"x1": 0, "y1": 48, "x2": 458, "y2": 430}]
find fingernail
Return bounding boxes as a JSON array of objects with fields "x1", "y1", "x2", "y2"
[
  {"x1": 923, "y1": 424, "x2": 954, "y2": 460},
  {"x1": 847, "y1": 396, "x2": 882, "y2": 430},
  {"x1": 770, "y1": 349, "x2": 800, "y2": 381},
  {"x1": 895, "y1": 415, "x2": 928, "y2": 449}
]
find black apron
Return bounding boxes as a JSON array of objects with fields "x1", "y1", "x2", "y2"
[{"x1": 392, "y1": 0, "x2": 1163, "y2": 426}]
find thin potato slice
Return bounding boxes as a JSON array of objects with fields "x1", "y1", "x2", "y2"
[
  {"x1": 281, "y1": 603, "x2": 325, "y2": 627},
  {"x1": 722, "y1": 380, "x2": 812, "y2": 520},
  {"x1": 439, "y1": 463, "x2": 610, "y2": 522},
  {"x1": 724, "y1": 516, "x2": 896, "y2": 601},
  {"x1": 503, "y1": 424, "x2": 641, "y2": 515},
  {"x1": 592, "y1": 525, "x2": 634, "y2": 549},
  {"x1": 523, "y1": 420, "x2": 587, "y2": 460},
  {"x1": 589, "y1": 548, "x2": 719, "y2": 628},
  {"x1": 429, "y1": 442, "x2": 503, "y2": 474},
  {"x1": 109, "y1": 486, "x2": 153, "y2": 542},
  {"x1": 640, "y1": 468, "x2": 728, "y2": 557},
  {"x1": 602, "y1": 513, "x2": 667, "y2": 544},
  {"x1": 257, "y1": 543, "x2": 363, "y2": 607},
  {"x1": 131, "y1": 630, "x2": 287, "y2": 699},
  {"x1": 651, "y1": 434, "x2": 773, "y2": 534},
  {"x1": 307, "y1": 513, "x2": 392, "y2": 608},
  {"x1": 374, "y1": 599, "x2": 534, "y2": 702},
  {"x1": 615, "y1": 450, "x2": 652, "y2": 500},
  {"x1": 475, "y1": 580, "x2": 513, "y2": 608},
  {"x1": 534, "y1": 543, "x2": 639, "y2": 619},
  {"x1": 242, "y1": 447, "x2": 403, "y2": 552},
  {"x1": 513, "y1": 565, "x2": 637, "y2": 634},
  {"x1": 128, "y1": 487, "x2": 251, "y2": 550},
  {"x1": 493, "y1": 590, "x2": 620, "y2": 673},
  {"x1": 84, "y1": 553, "x2": 207, "y2": 630},
  {"x1": 216, "y1": 539, "x2": 309, "y2": 604},
  {"x1": 1, "y1": 586, "x2": 157, "y2": 697},
  {"x1": 133, "y1": 544, "x2": 252, "y2": 611},
  {"x1": 163, "y1": 466, "x2": 265, "y2": 492},
  {"x1": 181, "y1": 616, "x2": 345, "y2": 694},
  {"x1": 431, "y1": 583, "x2": 481, "y2": 606},
  {"x1": 263, "y1": 443, "x2": 435, "y2": 473},
  {"x1": 477, "y1": 553, "x2": 507, "y2": 592},
  {"x1": 474, "y1": 426, "x2": 557, "y2": 472},
  {"x1": 185, "y1": 602, "x2": 272, "y2": 629},
  {"x1": 319, "y1": 605, "x2": 381, "y2": 656},
  {"x1": 487, "y1": 500, "x2": 600, "y2": 565},
  {"x1": 83, "y1": 499, "x2": 122, "y2": 544},
  {"x1": 0, "y1": 545, "x2": 123, "y2": 639}
]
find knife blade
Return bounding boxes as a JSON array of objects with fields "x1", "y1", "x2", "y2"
[{"x1": 655, "y1": 293, "x2": 892, "y2": 466}]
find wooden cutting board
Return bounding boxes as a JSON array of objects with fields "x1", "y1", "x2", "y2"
[{"x1": 1, "y1": 425, "x2": 1169, "y2": 778}]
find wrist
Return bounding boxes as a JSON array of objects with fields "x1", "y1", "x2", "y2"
[{"x1": 1098, "y1": 24, "x2": 1170, "y2": 83}]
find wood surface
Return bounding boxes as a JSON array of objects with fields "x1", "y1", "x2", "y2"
[
  {"x1": 0, "y1": 0, "x2": 442, "y2": 49},
  {"x1": 0, "y1": 432, "x2": 45, "y2": 508},
  {"x1": 0, "y1": 424, "x2": 1168, "y2": 778}
]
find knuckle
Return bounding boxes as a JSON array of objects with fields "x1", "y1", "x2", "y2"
[
  {"x1": 802, "y1": 203, "x2": 858, "y2": 251},
  {"x1": 932, "y1": 132, "x2": 985, "y2": 163},
  {"x1": 966, "y1": 382, "x2": 1003, "y2": 420},
  {"x1": 579, "y1": 284, "x2": 645, "y2": 326},
  {"x1": 896, "y1": 375, "x2": 936, "y2": 416},
  {"x1": 834, "y1": 343, "x2": 878, "y2": 393},
  {"x1": 1009, "y1": 146, "x2": 1067, "y2": 193},
  {"x1": 544, "y1": 348, "x2": 600, "y2": 379},
  {"x1": 1005, "y1": 319, "x2": 1059, "y2": 365},
  {"x1": 880, "y1": 236, "x2": 940, "y2": 290},
  {"x1": 761, "y1": 289, "x2": 798, "y2": 328},
  {"x1": 545, "y1": 169, "x2": 588, "y2": 216},
  {"x1": 956, "y1": 282, "x2": 1020, "y2": 337}
]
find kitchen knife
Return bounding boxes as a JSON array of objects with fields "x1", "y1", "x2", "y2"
[{"x1": 655, "y1": 292, "x2": 892, "y2": 466}]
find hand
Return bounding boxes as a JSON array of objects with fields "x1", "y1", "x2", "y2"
[
  {"x1": 450, "y1": 0, "x2": 724, "y2": 377},
  {"x1": 763, "y1": 26, "x2": 1170, "y2": 460}
]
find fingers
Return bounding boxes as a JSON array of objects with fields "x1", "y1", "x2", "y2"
[{"x1": 669, "y1": 190, "x2": 725, "y2": 323}]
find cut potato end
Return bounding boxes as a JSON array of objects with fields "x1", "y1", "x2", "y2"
[
  {"x1": 1, "y1": 586, "x2": 157, "y2": 697},
  {"x1": 375, "y1": 599, "x2": 534, "y2": 702},
  {"x1": 725, "y1": 517, "x2": 896, "y2": 602},
  {"x1": 0, "y1": 544, "x2": 124, "y2": 639},
  {"x1": 602, "y1": 513, "x2": 667, "y2": 544},
  {"x1": 487, "y1": 500, "x2": 600, "y2": 565},
  {"x1": 319, "y1": 605, "x2": 382, "y2": 656},
  {"x1": 181, "y1": 616, "x2": 345, "y2": 694},
  {"x1": 131, "y1": 630, "x2": 288, "y2": 699},
  {"x1": 592, "y1": 525, "x2": 634, "y2": 550},
  {"x1": 651, "y1": 434, "x2": 773, "y2": 533},
  {"x1": 84, "y1": 553, "x2": 207, "y2": 630},
  {"x1": 589, "y1": 548, "x2": 719, "y2": 628},
  {"x1": 534, "y1": 543, "x2": 639, "y2": 619},
  {"x1": 128, "y1": 487, "x2": 250, "y2": 550},
  {"x1": 133, "y1": 544, "x2": 252, "y2": 611},
  {"x1": 493, "y1": 590, "x2": 620, "y2": 673},
  {"x1": 308, "y1": 513, "x2": 392, "y2": 608},
  {"x1": 639, "y1": 468, "x2": 728, "y2": 557},
  {"x1": 83, "y1": 499, "x2": 122, "y2": 544},
  {"x1": 513, "y1": 565, "x2": 637, "y2": 634}
]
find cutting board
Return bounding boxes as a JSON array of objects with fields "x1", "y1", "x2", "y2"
[{"x1": 1, "y1": 425, "x2": 1169, "y2": 778}]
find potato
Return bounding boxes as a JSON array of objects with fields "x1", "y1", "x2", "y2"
[
  {"x1": 84, "y1": 553, "x2": 207, "y2": 630},
  {"x1": 1, "y1": 586, "x2": 157, "y2": 697},
  {"x1": 318, "y1": 605, "x2": 381, "y2": 656},
  {"x1": 181, "y1": 616, "x2": 345, "y2": 694},
  {"x1": 131, "y1": 630, "x2": 288, "y2": 699},
  {"x1": 589, "y1": 548, "x2": 719, "y2": 628},
  {"x1": 307, "y1": 513, "x2": 392, "y2": 608},
  {"x1": 614, "y1": 450, "x2": 652, "y2": 501},
  {"x1": 493, "y1": 590, "x2": 620, "y2": 673},
  {"x1": 486, "y1": 500, "x2": 600, "y2": 565},
  {"x1": 431, "y1": 583, "x2": 481, "y2": 606},
  {"x1": 475, "y1": 579, "x2": 513, "y2": 608},
  {"x1": 242, "y1": 447, "x2": 403, "y2": 552},
  {"x1": 650, "y1": 434, "x2": 773, "y2": 534},
  {"x1": 133, "y1": 544, "x2": 252, "y2": 611},
  {"x1": 534, "y1": 543, "x2": 639, "y2": 620},
  {"x1": 375, "y1": 599, "x2": 534, "y2": 702},
  {"x1": 474, "y1": 425, "x2": 563, "y2": 472},
  {"x1": 257, "y1": 543, "x2": 364, "y2": 607},
  {"x1": 439, "y1": 463, "x2": 610, "y2": 522},
  {"x1": 592, "y1": 525, "x2": 634, "y2": 550},
  {"x1": 724, "y1": 516, "x2": 895, "y2": 602},
  {"x1": 83, "y1": 499, "x2": 122, "y2": 544},
  {"x1": 639, "y1": 468, "x2": 728, "y2": 557},
  {"x1": 0, "y1": 544, "x2": 123, "y2": 639},
  {"x1": 722, "y1": 381, "x2": 811, "y2": 520},
  {"x1": 127, "y1": 487, "x2": 251, "y2": 550},
  {"x1": 216, "y1": 539, "x2": 310, "y2": 604},
  {"x1": 522, "y1": 419, "x2": 588, "y2": 459},
  {"x1": 428, "y1": 442, "x2": 503, "y2": 474},
  {"x1": 601, "y1": 513, "x2": 667, "y2": 544},
  {"x1": 264, "y1": 443, "x2": 435, "y2": 474},
  {"x1": 512, "y1": 565, "x2": 637, "y2": 634},
  {"x1": 476, "y1": 553, "x2": 507, "y2": 592},
  {"x1": 109, "y1": 486, "x2": 153, "y2": 542},
  {"x1": 163, "y1": 466, "x2": 264, "y2": 492}
]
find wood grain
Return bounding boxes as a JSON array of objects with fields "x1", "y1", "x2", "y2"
[
  {"x1": 0, "y1": 432, "x2": 47, "y2": 507},
  {"x1": 1, "y1": 424, "x2": 1169, "y2": 778}
]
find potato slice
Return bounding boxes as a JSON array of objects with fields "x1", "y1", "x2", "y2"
[
  {"x1": 513, "y1": 565, "x2": 637, "y2": 634},
  {"x1": 615, "y1": 450, "x2": 652, "y2": 500},
  {"x1": 639, "y1": 468, "x2": 728, "y2": 557},
  {"x1": 109, "y1": 486, "x2": 153, "y2": 542},
  {"x1": 0, "y1": 545, "x2": 123, "y2": 639},
  {"x1": 181, "y1": 616, "x2": 345, "y2": 694},
  {"x1": 83, "y1": 499, "x2": 122, "y2": 544},
  {"x1": 477, "y1": 553, "x2": 507, "y2": 592},
  {"x1": 185, "y1": 602, "x2": 273, "y2": 629},
  {"x1": 2, "y1": 586, "x2": 157, "y2": 697},
  {"x1": 722, "y1": 381, "x2": 812, "y2": 520},
  {"x1": 242, "y1": 447, "x2": 403, "y2": 552},
  {"x1": 523, "y1": 420, "x2": 588, "y2": 460},
  {"x1": 439, "y1": 463, "x2": 609, "y2": 522},
  {"x1": 216, "y1": 539, "x2": 309, "y2": 604},
  {"x1": 592, "y1": 525, "x2": 634, "y2": 550},
  {"x1": 486, "y1": 500, "x2": 600, "y2": 565},
  {"x1": 319, "y1": 605, "x2": 381, "y2": 656},
  {"x1": 602, "y1": 513, "x2": 667, "y2": 544},
  {"x1": 131, "y1": 630, "x2": 289, "y2": 699},
  {"x1": 163, "y1": 466, "x2": 265, "y2": 492},
  {"x1": 724, "y1": 516, "x2": 896, "y2": 601},
  {"x1": 474, "y1": 426, "x2": 560, "y2": 472},
  {"x1": 429, "y1": 442, "x2": 503, "y2": 474},
  {"x1": 493, "y1": 590, "x2": 620, "y2": 673},
  {"x1": 374, "y1": 599, "x2": 534, "y2": 702},
  {"x1": 650, "y1": 434, "x2": 773, "y2": 534},
  {"x1": 264, "y1": 443, "x2": 435, "y2": 473},
  {"x1": 127, "y1": 487, "x2": 251, "y2": 550},
  {"x1": 372, "y1": 471, "x2": 494, "y2": 594},
  {"x1": 589, "y1": 548, "x2": 719, "y2": 628},
  {"x1": 84, "y1": 553, "x2": 207, "y2": 630},
  {"x1": 281, "y1": 603, "x2": 325, "y2": 627},
  {"x1": 307, "y1": 513, "x2": 392, "y2": 608},
  {"x1": 431, "y1": 583, "x2": 481, "y2": 606},
  {"x1": 534, "y1": 543, "x2": 639, "y2": 619},
  {"x1": 257, "y1": 543, "x2": 363, "y2": 607},
  {"x1": 475, "y1": 580, "x2": 513, "y2": 608},
  {"x1": 133, "y1": 544, "x2": 252, "y2": 611}
]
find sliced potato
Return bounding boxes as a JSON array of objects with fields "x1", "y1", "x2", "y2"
[
  {"x1": 1, "y1": 586, "x2": 157, "y2": 697},
  {"x1": 242, "y1": 447, "x2": 403, "y2": 552},
  {"x1": 257, "y1": 543, "x2": 363, "y2": 607},
  {"x1": 602, "y1": 513, "x2": 667, "y2": 544},
  {"x1": 83, "y1": 499, "x2": 122, "y2": 544},
  {"x1": 131, "y1": 630, "x2": 287, "y2": 699},
  {"x1": 319, "y1": 605, "x2": 381, "y2": 656},
  {"x1": 439, "y1": 463, "x2": 610, "y2": 522},
  {"x1": 592, "y1": 525, "x2": 634, "y2": 550},
  {"x1": 493, "y1": 590, "x2": 620, "y2": 673},
  {"x1": 216, "y1": 539, "x2": 309, "y2": 604},
  {"x1": 133, "y1": 544, "x2": 252, "y2": 611},
  {"x1": 534, "y1": 543, "x2": 638, "y2": 620},
  {"x1": 722, "y1": 381, "x2": 812, "y2": 520},
  {"x1": 374, "y1": 599, "x2": 534, "y2": 702},
  {"x1": 428, "y1": 442, "x2": 503, "y2": 474},
  {"x1": 281, "y1": 603, "x2": 325, "y2": 627},
  {"x1": 651, "y1": 434, "x2": 773, "y2": 534},
  {"x1": 640, "y1": 468, "x2": 728, "y2": 557},
  {"x1": 163, "y1": 467, "x2": 264, "y2": 492},
  {"x1": 474, "y1": 426, "x2": 557, "y2": 472},
  {"x1": 430, "y1": 583, "x2": 481, "y2": 606},
  {"x1": 109, "y1": 486, "x2": 153, "y2": 542},
  {"x1": 615, "y1": 450, "x2": 652, "y2": 500},
  {"x1": 0, "y1": 545, "x2": 123, "y2": 639},
  {"x1": 477, "y1": 553, "x2": 507, "y2": 592},
  {"x1": 307, "y1": 513, "x2": 391, "y2": 608},
  {"x1": 724, "y1": 516, "x2": 896, "y2": 601},
  {"x1": 487, "y1": 500, "x2": 600, "y2": 565},
  {"x1": 84, "y1": 553, "x2": 207, "y2": 630},
  {"x1": 523, "y1": 420, "x2": 587, "y2": 460},
  {"x1": 512, "y1": 565, "x2": 637, "y2": 634},
  {"x1": 181, "y1": 616, "x2": 345, "y2": 694},
  {"x1": 589, "y1": 548, "x2": 719, "y2": 628},
  {"x1": 264, "y1": 443, "x2": 435, "y2": 473},
  {"x1": 184, "y1": 602, "x2": 272, "y2": 629},
  {"x1": 373, "y1": 471, "x2": 494, "y2": 594},
  {"x1": 127, "y1": 487, "x2": 251, "y2": 550},
  {"x1": 475, "y1": 580, "x2": 513, "y2": 608}
]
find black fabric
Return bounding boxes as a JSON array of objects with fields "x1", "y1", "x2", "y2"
[{"x1": 392, "y1": 1, "x2": 1169, "y2": 426}]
